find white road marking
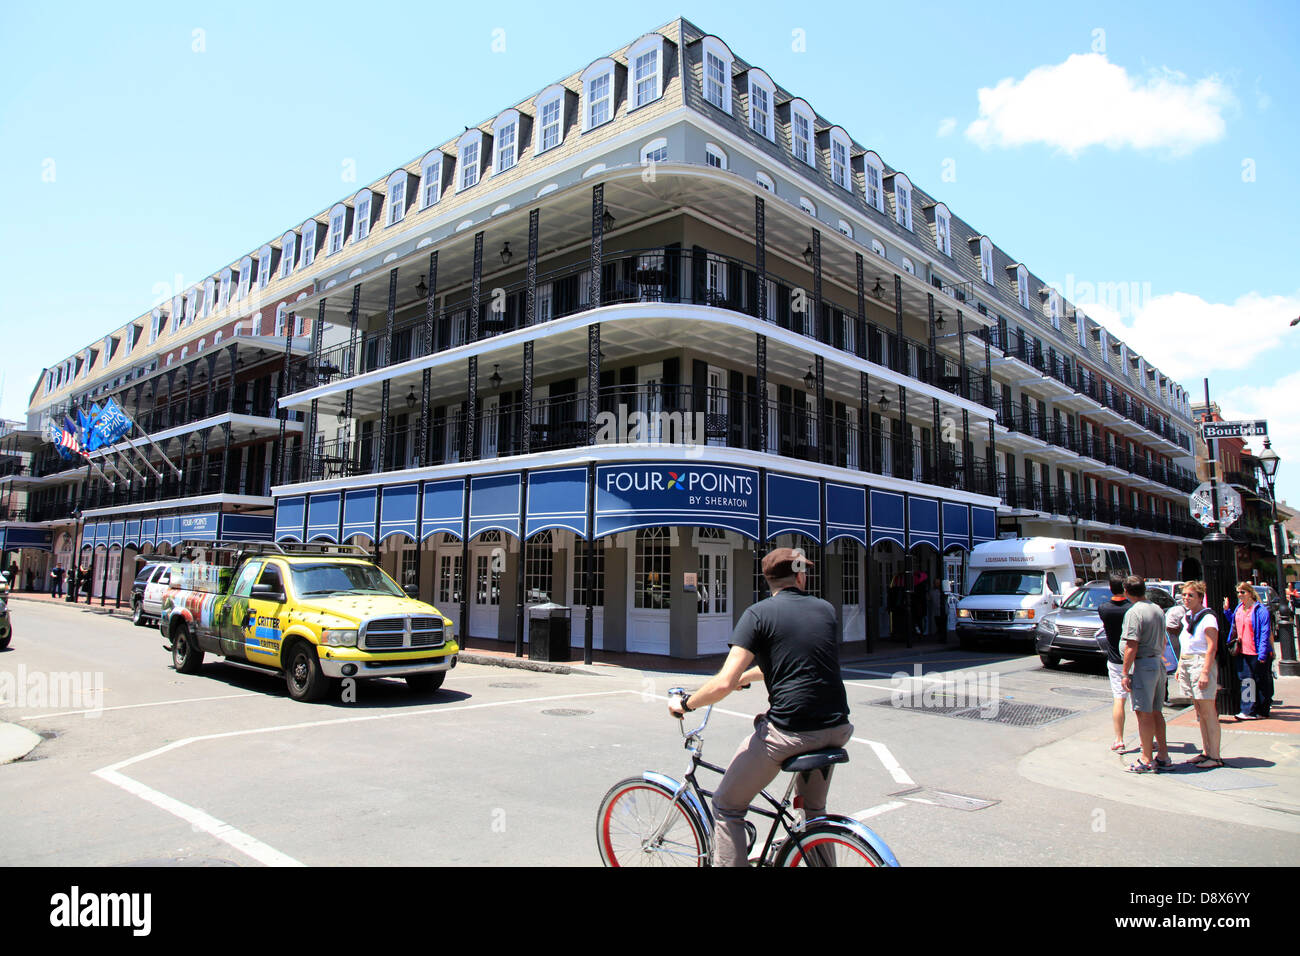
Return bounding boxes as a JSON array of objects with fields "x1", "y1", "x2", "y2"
[
  {"x1": 855, "y1": 737, "x2": 916, "y2": 786},
  {"x1": 853, "y1": 800, "x2": 907, "y2": 820},
  {"x1": 18, "y1": 692, "x2": 258, "y2": 720}
]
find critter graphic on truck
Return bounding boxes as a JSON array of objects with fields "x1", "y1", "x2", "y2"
[{"x1": 159, "y1": 539, "x2": 458, "y2": 702}]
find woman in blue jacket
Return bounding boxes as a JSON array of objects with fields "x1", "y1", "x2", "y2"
[{"x1": 1228, "y1": 583, "x2": 1274, "y2": 719}]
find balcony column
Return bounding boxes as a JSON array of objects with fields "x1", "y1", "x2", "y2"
[
  {"x1": 812, "y1": 229, "x2": 824, "y2": 343},
  {"x1": 418, "y1": 251, "x2": 437, "y2": 467},
  {"x1": 344, "y1": 285, "x2": 360, "y2": 468},
  {"x1": 225, "y1": 345, "x2": 238, "y2": 413},
  {"x1": 927, "y1": 293, "x2": 937, "y2": 385},
  {"x1": 855, "y1": 254, "x2": 867, "y2": 360},
  {"x1": 957, "y1": 310, "x2": 968, "y2": 398},
  {"x1": 198, "y1": 426, "x2": 211, "y2": 496},
  {"x1": 988, "y1": 420, "x2": 997, "y2": 496},
  {"x1": 275, "y1": 311, "x2": 294, "y2": 485},
  {"x1": 932, "y1": 398, "x2": 941, "y2": 483},
  {"x1": 815, "y1": 354, "x2": 826, "y2": 464},
  {"x1": 893, "y1": 275, "x2": 904, "y2": 375},
  {"x1": 984, "y1": 324, "x2": 992, "y2": 402},
  {"x1": 464, "y1": 356, "x2": 478, "y2": 462},
  {"x1": 375, "y1": 269, "x2": 398, "y2": 473},
  {"x1": 470, "y1": 230, "x2": 483, "y2": 343},
  {"x1": 165, "y1": 369, "x2": 178, "y2": 429},
  {"x1": 859, "y1": 372, "x2": 871, "y2": 473},
  {"x1": 522, "y1": 342, "x2": 534, "y2": 455},
  {"x1": 963, "y1": 409, "x2": 973, "y2": 489},
  {"x1": 204, "y1": 354, "x2": 217, "y2": 419},
  {"x1": 305, "y1": 298, "x2": 326, "y2": 477},
  {"x1": 756, "y1": 334, "x2": 767, "y2": 454},
  {"x1": 587, "y1": 324, "x2": 600, "y2": 447},
  {"x1": 219, "y1": 421, "x2": 232, "y2": 494},
  {"x1": 897, "y1": 385, "x2": 908, "y2": 481},
  {"x1": 755, "y1": 197, "x2": 767, "y2": 322},
  {"x1": 590, "y1": 186, "x2": 604, "y2": 309}
]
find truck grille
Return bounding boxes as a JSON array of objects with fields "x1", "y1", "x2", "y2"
[
  {"x1": 972, "y1": 610, "x2": 1014, "y2": 623},
  {"x1": 360, "y1": 616, "x2": 446, "y2": 652},
  {"x1": 1057, "y1": 624, "x2": 1100, "y2": 639}
]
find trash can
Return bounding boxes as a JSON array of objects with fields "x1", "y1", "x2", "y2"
[{"x1": 528, "y1": 602, "x2": 572, "y2": 662}]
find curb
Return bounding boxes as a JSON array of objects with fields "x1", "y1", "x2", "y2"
[
  {"x1": 0, "y1": 722, "x2": 42, "y2": 765},
  {"x1": 457, "y1": 653, "x2": 587, "y2": 676}
]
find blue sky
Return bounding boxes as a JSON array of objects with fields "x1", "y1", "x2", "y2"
[{"x1": 2, "y1": 0, "x2": 1298, "y2": 501}]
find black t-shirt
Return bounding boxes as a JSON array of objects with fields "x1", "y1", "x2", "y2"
[
  {"x1": 1096, "y1": 597, "x2": 1133, "y2": 665},
  {"x1": 729, "y1": 588, "x2": 850, "y2": 732}
]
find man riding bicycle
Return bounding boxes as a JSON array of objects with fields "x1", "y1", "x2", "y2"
[{"x1": 669, "y1": 547, "x2": 853, "y2": 866}]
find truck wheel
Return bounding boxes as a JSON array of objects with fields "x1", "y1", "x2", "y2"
[
  {"x1": 132, "y1": 598, "x2": 147, "y2": 627},
  {"x1": 406, "y1": 672, "x2": 446, "y2": 693},
  {"x1": 172, "y1": 622, "x2": 204, "y2": 673},
  {"x1": 285, "y1": 641, "x2": 329, "y2": 702}
]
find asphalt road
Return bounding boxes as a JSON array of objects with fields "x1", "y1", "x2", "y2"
[{"x1": 0, "y1": 598, "x2": 1293, "y2": 866}]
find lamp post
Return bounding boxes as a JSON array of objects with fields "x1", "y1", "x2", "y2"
[
  {"x1": 1256, "y1": 440, "x2": 1297, "y2": 674},
  {"x1": 1198, "y1": 379, "x2": 1241, "y2": 714}
]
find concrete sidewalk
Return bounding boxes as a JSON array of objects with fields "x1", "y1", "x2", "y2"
[{"x1": 1019, "y1": 675, "x2": 1300, "y2": 835}]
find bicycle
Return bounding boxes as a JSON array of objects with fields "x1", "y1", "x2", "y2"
[{"x1": 596, "y1": 687, "x2": 900, "y2": 867}]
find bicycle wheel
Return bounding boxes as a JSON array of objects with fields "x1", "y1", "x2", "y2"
[
  {"x1": 597, "y1": 777, "x2": 708, "y2": 867},
  {"x1": 773, "y1": 821, "x2": 888, "y2": 867}
]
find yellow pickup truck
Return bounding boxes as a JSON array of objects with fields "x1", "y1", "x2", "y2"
[{"x1": 160, "y1": 541, "x2": 457, "y2": 702}]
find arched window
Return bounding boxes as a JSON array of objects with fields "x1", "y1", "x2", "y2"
[
  {"x1": 219, "y1": 268, "x2": 234, "y2": 308},
  {"x1": 257, "y1": 245, "x2": 272, "y2": 289},
  {"x1": 280, "y1": 231, "x2": 297, "y2": 278},
  {"x1": 274, "y1": 303, "x2": 287, "y2": 338},
  {"x1": 525, "y1": 531, "x2": 554, "y2": 603},
  {"x1": 386, "y1": 170, "x2": 408, "y2": 226},
  {"x1": 352, "y1": 189, "x2": 373, "y2": 242},
  {"x1": 203, "y1": 278, "x2": 216, "y2": 317},
  {"x1": 902, "y1": 257, "x2": 915, "y2": 276},
  {"x1": 863, "y1": 152, "x2": 885, "y2": 212},
  {"x1": 755, "y1": 171, "x2": 775, "y2": 193},
  {"x1": 640, "y1": 137, "x2": 669, "y2": 165},
  {"x1": 837, "y1": 219, "x2": 853, "y2": 239},
  {"x1": 492, "y1": 109, "x2": 520, "y2": 174},
  {"x1": 327, "y1": 203, "x2": 348, "y2": 255},
  {"x1": 628, "y1": 34, "x2": 665, "y2": 109},
  {"x1": 978, "y1": 236, "x2": 994, "y2": 285},
  {"x1": 933, "y1": 203, "x2": 952, "y2": 257},
  {"x1": 534, "y1": 85, "x2": 565, "y2": 154},
  {"x1": 420, "y1": 151, "x2": 444, "y2": 208},
  {"x1": 892, "y1": 173, "x2": 913, "y2": 230},
  {"x1": 700, "y1": 36, "x2": 733, "y2": 114},
  {"x1": 237, "y1": 257, "x2": 252, "y2": 300},
  {"x1": 300, "y1": 220, "x2": 317, "y2": 267},
  {"x1": 582, "y1": 58, "x2": 616, "y2": 130},
  {"x1": 871, "y1": 238, "x2": 886, "y2": 258},
  {"x1": 457, "y1": 130, "x2": 483, "y2": 191},
  {"x1": 789, "y1": 98, "x2": 815, "y2": 167},
  {"x1": 828, "y1": 127, "x2": 852, "y2": 191},
  {"x1": 747, "y1": 68, "x2": 775, "y2": 141},
  {"x1": 705, "y1": 143, "x2": 728, "y2": 170},
  {"x1": 799, "y1": 196, "x2": 816, "y2": 217},
  {"x1": 1016, "y1": 264, "x2": 1030, "y2": 308}
]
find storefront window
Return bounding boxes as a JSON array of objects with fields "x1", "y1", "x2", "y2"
[{"x1": 635, "y1": 527, "x2": 670, "y2": 609}]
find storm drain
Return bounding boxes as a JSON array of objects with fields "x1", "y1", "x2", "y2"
[
  {"x1": 875, "y1": 696, "x2": 1079, "y2": 727},
  {"x1": 541, "y1": 708, "x2": 593, "y2": 717}
]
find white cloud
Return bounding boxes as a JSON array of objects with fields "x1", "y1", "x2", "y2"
[
  {"x1": 1077, "y1": 289, "x2": 1300, "y2": 381},
  {"x1": 1218, "y1": 370, "x2": 1300, "y2": 509},
  {"x1": 965, "y1": 53, "x2": 1234, "y2": 155},
  {"x1": 937, "y1": 117, "x2": 957, "y2": 137}
]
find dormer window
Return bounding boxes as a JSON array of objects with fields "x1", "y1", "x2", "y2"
[
  {"x1": 1016, "y1": 264, "x2": 1029, "y2": 308},
  {"x1": 219, "y1": 268, "x2": 233, "y2": 307},
  {"x1": 535, "y1": 87, "x2": 565, "y2": 153},
  {"x1": 863, "y1": 153, "x2": 885, "y2": 213},
  {"x1": 978, "y1": 237, "x2": 993, "y2": 286},
  {"x1": 328, "y1": 204, "x2": 347, "y2": 255},
  {"x1": 420, "y1": 151, "x2": 443, "y2": 208},
  {"x1": 203, "y1": 278, "x2": 216, "y2": 317},
  {"x1": 892, "y1": 174, "x2": 913, "y2": 230},
  {"x1": 457, "y1": 130, "x2": 483, "y2": 190},
  {"x1": 237, "y1": 257, "x2": 252, "y2": 300},
  {"x1": 150, "y1": 308, "x2": 164, "y2": 344},
  {"x1": 281, "y1": 232, "x2": 297, "y2": 278},
  {"x1": 747, "y1": 70, "x2": 775, "y2": 141},
  {"x1": 582, "y1": 59, "x2": 616, "y2": 130},
  {"x1": 933, "y1": 203, "x2": 952, "y2": 256},
  {"x1": 790, "y1": 100, "x2": 814, "y2": 167},
  {"x1": 258, "y1": 245, "x2": 272, "y2": 290},
  {"x1": 352, "y1": 189, "x2": 372, "y2": 242},
  {"x1": 301, "y1": 220, "x2": 317, "y2": 267},
  {"x1": 493, "y1": 111, "x2": 520, "y2": 174},
  {"x1": 701, "y1": 37, "x2": 732, "y2": 113},
  {"x1": 628, "y1": 34, "x2": 664, "y2": 109},
  {"x1": 386, "y1": 170, "x2": 408, "y2": 226},
  {"x1": 829, "y1": 128, "x2": 851, "y2": 191},
  {"x1": 1048, "y1": 290, "x2": 1061, "y2": 329}
]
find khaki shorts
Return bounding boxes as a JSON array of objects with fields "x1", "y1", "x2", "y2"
[{"x1": 1176, "y1": 653, "x2": 1218, "y2": 701}]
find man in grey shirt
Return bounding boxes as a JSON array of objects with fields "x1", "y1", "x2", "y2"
[{"x1": 1120, "y1": 576, "x2": 1172, "y2": 772}]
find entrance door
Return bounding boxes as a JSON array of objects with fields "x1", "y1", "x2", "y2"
[
  {"x1": 696, "y1": 543, "x2": 731, "y2": 655},
  {"x1": 627, "y1": 527, "x2": 671, "y2": 655},
  {"x1": 470, "y1": 538, "x2": 502, "y2": 639},
  {"x1": 570, "y1": 542, "x2": 605, "y2": 650},
  {"x1": 435, "y1": 547, "x2": 462, "y2": 620}
]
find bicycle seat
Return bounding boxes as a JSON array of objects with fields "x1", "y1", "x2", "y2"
[{"x1": 781, "y1": 747, "x2": 849, "y2": 774}]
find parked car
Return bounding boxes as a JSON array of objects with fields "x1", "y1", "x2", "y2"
[
  {"x1": 131, "y1": 560, "x2": 179, "y2": 627},
  {"x1": 1036, "y1": 582, "x2": 1174, "y2": 668}
]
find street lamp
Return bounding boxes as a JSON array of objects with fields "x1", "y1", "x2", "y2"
[{"x1": 1256, "y1": 439, "x2": 1297, "y2": 674}]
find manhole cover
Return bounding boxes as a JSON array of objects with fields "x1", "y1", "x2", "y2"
[
  {"x1": 490, "y1": 681, "x2": 539, "y2": 689},
  {"x1": 875, "y1": 696, "x2": 1078, "y2": 727},
  {"x1": 541, "y1": 708, "x2": 592, "y2": 717},
  {"x1": 1050, "y1": 686, "x2": 1113, "y2": 701},
  {"x1": 888, "y1": 787, "x2": 999, "y2": 811}
]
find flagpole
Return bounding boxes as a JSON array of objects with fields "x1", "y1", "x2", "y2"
[
  {"x1": 114, "y1": 449, "x2": 145, "y2": 482},
  {"x1": 120, "y1": 434, "x2": 163, "y2": 480}
]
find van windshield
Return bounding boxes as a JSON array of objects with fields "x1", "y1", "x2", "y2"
[{"x1": 970, "y1": 571, "x2": 1044, "y2": 596}]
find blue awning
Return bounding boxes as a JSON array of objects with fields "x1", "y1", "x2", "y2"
[
  {"x1": 110, "y1": 521, "x2": 126, "y2": 547},
  {"x1": 766, "y1": 473, "x2": 821, "y2": 542},
  {"x1": 141, "y1": 517, "x2": 157, "y2": 547},
  {"x1": 421, "y1": 479, "x2": 464, "y2": 541},
  {"x1": 157, "y1": 516, "x2": 179, "y2": 546},
  {"x1": 125, "y1": 519, "x2": 141, "y2": 549},
  {"x1": 275, "y1": 496, "x2": 307, "y2": 543},
  {"x1": 825, "y1": 482, "x2": 867, "y2": 547},
  {"x1": 341, "y1": 488, "x2": 378, "y2": 542},
  {"x1": 379, "y1": 483, "x2": 420, "y2": 543},
  {"x1": 870, "y1": 490, "x2": 905, "y2": 548},
  {"x1": 177, "y1": 512, "x2": 220, "y2": 542},
  {"x1": 221, "y1": 514, "x2": 274, "y2": 542},
  {"x1": 972, "y1": 505, "x2": 997, "y2": 543},
  {"x1": 305, "y1": 493, "x2": 342, "y2": 542},
  {"x1": 1, "y1": 527, "x2": 54, "y2": 551},
  {"x1": 594, "y1": 463, "x2": 759, "y2": 540},
  {"x1": 942, "y1": 502, "x2": 971, "y2": 552},
  {"x1": 908, "y1": 496, "x2": 940, "y2": 552},
  {"x1": 469, "y1": 473, "x2": 522, "y2": 540},
  {"x1": 525, "y1": 467, "x2": 588, "y2": 539}
]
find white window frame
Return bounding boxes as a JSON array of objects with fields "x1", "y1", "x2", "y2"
[
  {"x1": 1048, "y1": 290, "x2": 1061, "y2": 329},
  {"x1": 237, "y1": 257, "x2": 252, "y2": 300},
  {"x1": 386, "y1": 171, "x2": 407, "y2": 226},
  {"x1": 582, "y1": 59, "x2": 616, "y2": 131},
  {"x1": 352, "y1": 189, "x2": 372, "y2": 242},
  {"x1": 837, "y1": 219, "x2": 853, "y2": 239},
  {"x1": 790, "y1": 99, "x2": 814, "y2": 167},
  {"x1": 281, "y1": 231, "x2": 296, "y2": 278},
  {"x1": 492, "y1": 110, "x2": 519, "y2": 174},
  {"x1": 933, "y1": 203, "x2": 951, "y2": 256},
  {"x1": 755, "y1": 171, "x2": 775, "y2": 193},
  {"x1": 799, "y1": 196, "x2": 816, "y2": 217},
  {"x1": 257, "y1": 245, "x2": 272, "y2": 290},
  {"x1": 863, "y1": 152, "x2": 885, "y2": 213},
  {"x1": 419, "y1": 152, "x2": 443, "y2": 209},
  {"x1": 902, "y1": 257, "x2": 915, "y2": 276},
  {"x1": 534, "y1": 85, "x2": 565, "y2": 154},
  {"x1": 829, "y1": 128, "x2": 851, "y2": 191},
  {"x1": 640, "y1": 137, "x2": 669, "y2": 165},
  {"x1": 979, "y1": 237, "x2": 994, "y2": 286},
  {"x1": 747, "y1": 69, "x2": 775, "y2": 141},
  {"x1": 705, "y1": 143, "x2": 727, "y2": 170},
  {"x1": 301, "y1": 220, "x2": 317, "y2": 267},
  {"x1": 1016, "y1": 264, "x2": 1029, "y2": 308},
  {"x1": 327, "y1": 204, "x2": 347, "y2": 255},
  {"x1": 457, "y1": 130, "x2": 483, "y2": 192},
  {"x1": 274, "y1": 304, "x2": 287, "y2": 338},
  {"x1": 628, "y1": 35, "x2": 664, "y2": 110},
  {"x1": 871, "y1": 238, "x2": 886, "y2": 258},
  {"x1": 203, "y1": 278, "x2": 216, "y2": 317},
  {"x1": 892, "y1": 173, "x2": 913, "y2": 230},
  {"x1": 219, "y1": 268, "x2": 233, "y2": 308},
  {"x1": 701, "y1": 37, "x2": 732, "y2": 114}
]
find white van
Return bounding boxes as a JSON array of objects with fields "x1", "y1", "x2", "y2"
[{"x1": 956, "y1": 538, "x2": 1130, "y2": 648}]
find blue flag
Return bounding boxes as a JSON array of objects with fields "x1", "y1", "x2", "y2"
[{"x1": 90, "y1": 397, "x2": 132, "y2": 449}]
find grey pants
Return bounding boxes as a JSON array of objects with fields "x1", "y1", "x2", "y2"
[{"x1": 712, "y1": 713, "x2": 853, "y2": 867}]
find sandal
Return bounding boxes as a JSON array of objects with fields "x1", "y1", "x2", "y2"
[
  {"x1": 1154, "y1": 756, "x2": 1174, "y2": 772},
  {"x1": 1192, "y1": 756, "x2": 1224, "y2": 769},
  {"x1": 1126, "y1": 759, "x2": 1155, "y2": 773},
  {"x1": 1110, "y1": 741, "x2": 1126, "y2": 752}
]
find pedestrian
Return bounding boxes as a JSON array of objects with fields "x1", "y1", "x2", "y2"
[
  {"x1": 1287, "y1": 581, "x2": 1300, "y2": 617},
  {"x1": 670, "y1": 547, "x2": 852, "y2": 866},
  {"x1": 929, "y1": 581, "x2": 944, "y2": 639},
  {"x1": 911, "y1": 570, "x2": 928, "y2": 637},
  {"x1": 1096, "y1": 573, "x2": 1133, "y2": 753},
  {"x1": 1120, "y1": 576, "x2": 1173, "y2": 773},
  {"x1": 50, "y1": 563, "x2": 64, "y2": 598},
  {"x1": 1228, "y1": 583, "x2": 1274, "y2": 720},
  {"x1": 1174, "y1": 581, "x2": 1223, "y2": 769},
  {"x1": 7, "y1": 562, "x2": 18, "y2": 591},
  {"x1": 1165, "y1": 585, "x2": 1186, "y2": 659}
]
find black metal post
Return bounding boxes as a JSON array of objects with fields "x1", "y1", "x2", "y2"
[
  {"x1": 755, "y1": 197, "x2": 766, "y2": 321},
  {"x1": 584, "y1": 461, "x2": 596, "y2": 666},
  {"x1": 1200, "y1": 378, "x2": 1241, "y2": 715},
  {"x1": 756, "y1": 334, "x2": 768, "y2": 454},
  {"x1": 516, "y1": 469, "x2": 528, "y2": 658},
  {"x1": 815, "y1": 354, "x2": 826, "y2": 464}
]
